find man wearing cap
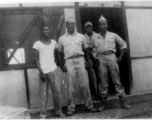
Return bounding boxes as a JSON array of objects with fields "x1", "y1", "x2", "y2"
[
  {"x1": 91, "y1": 15, "x2": 130, "y2": 111},
  {"x1": 84, "y1": 21, "x2": 100, "y2": 100},
  {"x1": 57, "y1": 17, "x2": 98, "y2": 116}
]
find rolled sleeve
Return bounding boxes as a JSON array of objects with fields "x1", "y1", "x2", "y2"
[
  {"x1": 57, "y1": 38, "x2": 63, "y2": 52},
  {"x1": 54, "y1": 40, "x2": 58, "y2": 49},
  {"x1": 115, "y1": 34, "x2": 127, "y2": 50},
  {"x1": 33, "y1": 41, "x2": 39, "y2": 51},
  {"x1": 82, "y1": 36, "x2": 89, "y2": 50}
]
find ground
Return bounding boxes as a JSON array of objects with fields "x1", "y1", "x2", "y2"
[{"x1": 31, "y1": 93, "x2": 152, "y2": 119}]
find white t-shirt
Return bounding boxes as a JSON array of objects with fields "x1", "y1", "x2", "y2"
[{"x1": 33, "y1": 40, "x2": 58, "y2": 74}]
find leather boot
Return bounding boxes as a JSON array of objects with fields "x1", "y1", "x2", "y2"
[
  {"x1": 98, "y1": 97, "x2": 107, "y2": 112},
  {"x1": 119, "y1": 96, "x2": 130, "y2": 109},
  {"x1": 66, "y1": 111, "x2": 74, "y2": 116},
  {"x1": 86, "y1": 107, "x2": 98, "y2": 113}
]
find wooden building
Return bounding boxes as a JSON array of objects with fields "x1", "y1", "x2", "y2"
[{"x1": 0, "y1": 1, "x2": 152, "y2": 111}]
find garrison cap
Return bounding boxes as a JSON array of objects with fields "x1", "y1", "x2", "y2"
[
  {"x1": 66, "y1": 17, "x2": 75, "y2": 23},
  {"x1": 85, "y1": 21, "x2": 93, "y2": 27},
  {"x1": 99, "y1": 15, "x2": 107, "y2": 23}
]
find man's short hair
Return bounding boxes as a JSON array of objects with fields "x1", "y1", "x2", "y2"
[{"x1": 40, "y1": 24, "x2": 49, "y2": 30}]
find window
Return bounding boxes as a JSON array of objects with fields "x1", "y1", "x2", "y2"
[{"x1": 7, "y1": 48, "x2": 25, "y2": 64}]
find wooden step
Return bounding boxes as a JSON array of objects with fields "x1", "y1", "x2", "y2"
[{"x1": 0, "y1": 106, "x2": 30, "y2": 119}]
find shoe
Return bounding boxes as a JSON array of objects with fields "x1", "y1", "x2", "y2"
[
  {"x1": 40, "y1": 114, "x2": 46, "y2": 119},
  {"x1": 66, "y1": 111, "x2": 74, "y2": 116},
  {"x1": 98, "y1": 102, "x2": 106, "y2": 112},
  {"x1": 119, "y1": 96, "x2": 130, "y2": 109},
  {"x1": 120, "y1": 100, "x2": 130, "y2": 109},
  {"x1": 87, "y1": 107, "x2": 98, "y2": 113},
  {"x1": 56, "y1": 112, "x2": 66, "y2": 117}
]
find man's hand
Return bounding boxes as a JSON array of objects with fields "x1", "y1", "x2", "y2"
[
  {"x1": 117, "y1": 49, "x2": 126, "y2": 62},
  {"x1": 40, "y1": 72, "x2": 46, "y2": 82},
  {"x1": 85, "y1": 60, "x2": 93, "y2": 69},
  {"x1": 94, "y1": 58, "x2": 100, "y2": 67},
  {"x1": 61, "y1": 65, "x2": 67, "y2": 72},
  {"x1": 117, "y1": 56, "x2": 123, "y2": 62}
]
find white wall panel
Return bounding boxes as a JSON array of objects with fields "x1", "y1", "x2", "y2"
[
  {"x1": 0, "y1": 70, "x2": 27, "y2": 108},
  {"x1": 131, "y1": 59, "x2": 152, "y2": 94},
  {"x1": 124, "y1": 1, "x2": 152, "y2": 7},
  {"x1": 0, "y1": 4, "x2": 20, "y2": 7},
  {"x1": 22, "y1": 2, "x2": 74, "y2": 7},
  {"x1": 27, "y1": 68, "x2": 54, "y2": 109},
  {"x1": 126, "y1": 9, "x2": 152, "y2": 57}
]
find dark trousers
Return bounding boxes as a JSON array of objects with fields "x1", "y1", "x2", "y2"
[{"x1": 39, "y1": 68, "x2": 63, "y2": 115}]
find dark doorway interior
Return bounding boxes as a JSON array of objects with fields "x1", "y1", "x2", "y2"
[{"x1": 80, "y1": 7, "x2": 130, "y2": 95}]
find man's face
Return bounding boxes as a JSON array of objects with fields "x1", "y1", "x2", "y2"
[
  {"x1": 99, "y1": 20, "x2": 108, "y2": 32},
  {"x1": 42, "y1": 26, "x2": 50, "y2": 38},
  {"x1": 66, "y1": 21, "x2": 75, "y2": 33},
  {"x1": 85, "y1": 25, "x2": 93, "y2": 34}
]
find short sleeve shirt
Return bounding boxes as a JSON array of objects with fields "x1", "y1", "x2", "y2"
[
  {"x1": 84, "y1": 31, "x2": 99, "y2": 57},
  {"x1": 92, "y1": 31, "x2": 127, "y2": 54},
  {"x1": 58, "y1": 32, "x2": 89, "y2": 59},
  {"x1": 33, "y1": 40, "x2": 58, "y2": 74}
]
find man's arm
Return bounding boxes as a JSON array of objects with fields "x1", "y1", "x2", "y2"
[
  {"x1": 57, "y1": 38, "x2": 67, "y2": 72},
  {"x1": 33, "y1": 49, "x2": 45, "y2": 81},
  {"x1": 115, "y1": 34, "x2": 127, "y2": 62},
  {"x1": 84, "y1": 47, "x2": 91, "y2": 62},
  {"x1": 88, "y1": 36, "x2": 100, "y2": 67},
  {"x1": 117, "y1": 49, "x2": 127, "y2": 62},
  {"x1": 82, "y1": 36, "x2": 91, "y2": 62}
]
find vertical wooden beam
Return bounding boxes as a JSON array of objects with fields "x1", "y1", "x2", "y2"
[
  {"x1": 75, "y1": 2, "x2": 82, "y2": 33},
  {"x1": 24, "y1": 69, "x2": 31, "y2": 109},
  {"x1": 121, "y1": 1, "x2": 133, "y2": 93},
  {"x1": 0, "y1": 13, "x2": 4, "y2": 70},
  {"x1": 20, "y1": 3, "x2": 22, "y2": 7}
]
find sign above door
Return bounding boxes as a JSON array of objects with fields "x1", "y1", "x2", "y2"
[{"x1": 79, "y1": 2, "x2": 121, "y2": 8}]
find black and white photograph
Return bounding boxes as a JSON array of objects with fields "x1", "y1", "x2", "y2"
[{"x1": 0, "y1": 0, "x2": 152, "y2": 119}]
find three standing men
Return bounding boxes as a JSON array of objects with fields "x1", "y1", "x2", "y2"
[
  {"x1": 58, "y1": 17, "x2": 98, "y2": 116},
  {"x1": 91, "y1": 15, "x2": 130, "y2": 111}
]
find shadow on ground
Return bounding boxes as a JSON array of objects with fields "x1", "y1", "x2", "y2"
[{"x1": 31, "y1": 93, "x2": 152, "y2": 119}]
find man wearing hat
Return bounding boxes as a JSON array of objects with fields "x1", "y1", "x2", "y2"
[
  {"x1": 84, "y1": 21, "x2": 100, "y2": 100},
  {"x1": 91, "y1": 15, "x2": 130, "y2": 111},
  {"x1": 57, "y1": 17, "x2": 98, "y2": 116}
]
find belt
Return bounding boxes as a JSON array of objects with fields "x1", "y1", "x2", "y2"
[
  {"x1": 67, "y1": 55, "x2": 83, "y2": 59},
  {"x1": 100, "y1": 51, "x2": 114, "y2": 55}
]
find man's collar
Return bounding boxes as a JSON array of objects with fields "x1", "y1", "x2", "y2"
[
  {"x1": 66, "y1": 32, "x2": 77, "y2": 36},
  {"x1": 85, "y1": 31, "x2": 94, "y2": 37},
  {"x1": 98, "y1": 31, "x2": 109, "y2": 36}
]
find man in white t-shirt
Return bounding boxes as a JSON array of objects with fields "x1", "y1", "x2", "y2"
[{"x1": 33, "y1": 25, "x2": 65, "y2": 118}]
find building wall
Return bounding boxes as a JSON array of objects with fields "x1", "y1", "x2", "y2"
[
  {"x1": 0, "y1": 70, "x2": 27, "y2": 107},
  {"x1": 0, "y1": 4, "x2": 84, "y2": 110},
  {"x1": 1, "y1": 1, "x2": 152, "y2": 109},
  {"x1": 124, "y1": 1, "x2": 152, "y2": 94}
]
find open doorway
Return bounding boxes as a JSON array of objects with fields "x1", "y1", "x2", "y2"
[{"x1": 80, "y1": 7, "x2": 131, "y2": 95}]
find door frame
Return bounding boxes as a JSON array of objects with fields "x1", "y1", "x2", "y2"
[{"x1": 76, "y1": 2, "x2": 133, "y2": 94}]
